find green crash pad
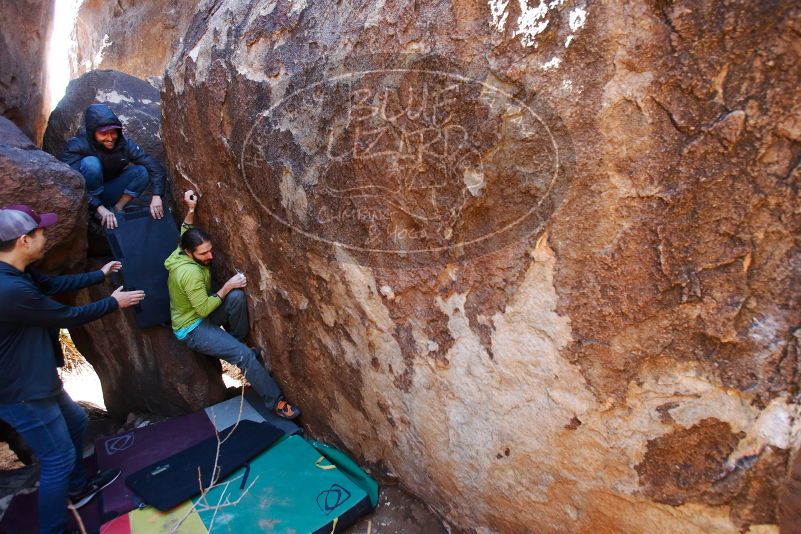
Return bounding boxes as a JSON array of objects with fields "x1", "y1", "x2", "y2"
[
  {"x1": 195, "y1": 435, "x2": 374, "y2": 533},
  {"x1": 308, "y1": 439, "x2": 379, "y2": 509}
]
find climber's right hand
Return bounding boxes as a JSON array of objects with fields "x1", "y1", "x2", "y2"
[
  {"x1": 224, "y1": 272, "x2": 247, "y2": 290},
  {"x1": 184, "y1": 189, "x2": 197, "y2": 210}
]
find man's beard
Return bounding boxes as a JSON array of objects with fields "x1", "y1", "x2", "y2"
[{"x1": 190, "y1": 252, "x2": 213, "y2": 266}]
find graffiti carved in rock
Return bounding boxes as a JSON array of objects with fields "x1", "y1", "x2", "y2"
[{"x1": 241, "y1": 56, "x2": 573, "y2": 266}]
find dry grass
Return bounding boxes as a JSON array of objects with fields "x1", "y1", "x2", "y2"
[
  {"x1": 221, "y1": 360, "x2": 245, "y2": 382},
  {"x1": 59, "y1": 329, "x2": 89, "y2": 375}
]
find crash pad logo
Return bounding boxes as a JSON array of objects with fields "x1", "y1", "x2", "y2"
[
  {"x1": 104, "y1": 433, "x2": 134, "y2": 455},
  {"x1": 316, "y1": 483, "x2": 351, "y2": 515},
  {"x1": 240, "y1": 54, "x2": 574, "y2": 267}
]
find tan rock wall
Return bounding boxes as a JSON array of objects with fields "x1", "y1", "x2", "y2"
[
  {"x1": 70, "y1": 0, "x2": 200, "y2": 79},
  {"x1": 0, "y1": 0, "x2": 53, "y2": 144},
  {"x1": 161, "y1": 1, "x2": 801, "y2": 531}
]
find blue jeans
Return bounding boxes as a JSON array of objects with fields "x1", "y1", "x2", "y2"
[
  {"x1": 0, "y1": 391, "x2": 87, "y2": 534},
  {"x1": 79, "y1": 156, "x2": 149, "y2": 208},
  {"x1": 184, "y1": 290, "x2": 282, "y2": 409}
]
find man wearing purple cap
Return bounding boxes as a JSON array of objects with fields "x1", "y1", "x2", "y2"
[
  {"x1": 60, "y1": 103, "x2": 166, "y2": 230},
  {"x1": 0, "y1": 205, "x2": 145, "y2": 533}
]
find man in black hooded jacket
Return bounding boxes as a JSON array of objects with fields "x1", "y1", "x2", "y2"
[{"x1": 60, "y1": 104, "x2": 166, "y2": 230}]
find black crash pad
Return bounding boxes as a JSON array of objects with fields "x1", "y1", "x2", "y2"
[
  {"x1": 125, "y1": 420, "x2": 284, "y2": 511},
  {"x1": 105, "y1": 208, "x2": 179, "y2": 328}
]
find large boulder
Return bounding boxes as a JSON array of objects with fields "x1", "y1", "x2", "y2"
[
  {"x1": 43, "y1": 70, "x2": 227, "y2": 419},
  {"x1": 70, "y1": 0, "x2": 201, "y2": 80},
  {"x1": 780, "y1": 451, "x2": 801, "y2": 534},
  {"x1": 0, "y1": 0, "x2": 53, "y2": 144},
  {"x1": 0, "y1": 116, "x2": 86, "y2": 272},
  {"x1": 162, "y1": 1, "x2": 801, "y2": 532}
]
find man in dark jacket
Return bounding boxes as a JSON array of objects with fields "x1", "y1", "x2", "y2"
[
  {"x1": 60, "y1": 103, "x2": 166, "y2": 230},
  {"x1": 0, "y1": 204, "x2": 145, "y2": 534}
]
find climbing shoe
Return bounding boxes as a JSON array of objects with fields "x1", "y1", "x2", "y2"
[{"x1": 275, "y1": 400, "x2": 301, "y2": 420}]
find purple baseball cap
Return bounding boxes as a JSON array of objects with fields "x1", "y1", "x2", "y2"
[
  {"x1": 95, "y1": 124, "x2": 122, "y2": 134},
  {"x1": 0, "y1": 204, "x2": 58, "y2": 241}
]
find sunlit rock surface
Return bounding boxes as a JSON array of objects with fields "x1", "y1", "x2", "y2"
[
  {"x1": 161, "y1": 1, "x2": 801, "y2": 532},
  {"x1": 0, "y1": 0, "x2": 53, "y2": 143},
  {"x1": 70, "y1": 0, "x2": 201, "y2": 80}
]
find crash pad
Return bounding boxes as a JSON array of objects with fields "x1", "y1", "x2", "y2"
[
  {"x1": 99, "y1": 501, "x2": 207, "y2": 534},
  {"x1": 207, "y1": 389, "x2": 302, "y2": 437},
  {"x1": 125, "y1": 420, "x2": 283, "y2": 511},
  {"x1": 195, "y1": 435, "x2": 373, "y2": 533},
  {"x1": 100, "y1": 436, "x2": 377, "y2": 534},
  {"x1": 105, "y1": 208, "x2": 179, "y2": 328},
  {"x1": 0, "y1": 394, "x2": 299, "y2": 532},
  {"x1": 95, "y1": 409, "x2": 215, "y2": 517}
]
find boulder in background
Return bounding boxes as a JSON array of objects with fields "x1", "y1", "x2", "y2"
[
  {"x1": 70, "y1": 0, "x2": 201, "y2": 80},
  {"x1": 43, "y1": 69, "x2": 168, "y2": 209},
  {"x1": 0, "y1": 116, "x2": 86, "y2": 272},
  {"x1": 0, "y1": 0, "x2": 53, "y2": 144}
]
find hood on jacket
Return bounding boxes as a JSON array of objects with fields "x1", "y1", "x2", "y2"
[
  {"x1": 164, "y1": 247, "x2": 199, "y2": 273},
  {"x1": 84, "y1": 104, "x2": 125, "y2": 150}
]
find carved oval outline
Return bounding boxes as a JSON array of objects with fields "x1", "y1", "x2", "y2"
[{"x1": 239, "y1": 57, "x2": 572, "y2": 261}]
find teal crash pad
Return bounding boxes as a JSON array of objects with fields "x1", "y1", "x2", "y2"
[{"x1": 195, "y1": 435, "x2": 374, "y2": 533}]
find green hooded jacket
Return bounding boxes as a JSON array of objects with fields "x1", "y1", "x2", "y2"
[{"x1": 164, "y1": 224, "x2": 222, "y2": 333}]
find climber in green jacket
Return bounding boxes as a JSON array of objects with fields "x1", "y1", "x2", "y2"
[{"x1": 164, "y1": 190, "x2": 300, "y2": 419}]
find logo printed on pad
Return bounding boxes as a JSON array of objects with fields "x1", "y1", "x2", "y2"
[
  {"x1": 317, "y1": 483, "x2": 352, "y2": 515},
  {"x1": 150, "y1": 464, "x2": 170, "y2": 475},
  {"x1": 105, "y1": 433, "x2": 135, "y2": 455}
]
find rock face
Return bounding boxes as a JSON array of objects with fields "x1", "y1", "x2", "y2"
[
  {"x1": 71, "y1": 0, "x2": 201, "y2": 79},
  {"x1": 162, "y1": 1, "x2": 801, "y2": 532},
  {"x1": 0, "y1": 0, "x2": 53, "y2": 144},
  {"x1": 42, "y1": 70, "x2": 226, "y2": 419},
  {"x1": 780, "y1": 450, "x2": 801, "y2": 533},
  {"x1": 0, "y1": 116, "x2": 86, "y2": 272}
]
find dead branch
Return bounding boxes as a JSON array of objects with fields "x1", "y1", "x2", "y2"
[{"x1": 170, "y1": 384, "x2": 249, "y2": 534}]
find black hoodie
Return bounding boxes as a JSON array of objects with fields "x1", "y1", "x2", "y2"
[{"x1": 60, "y1": 104, "x2": 166, "y2": 211}]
